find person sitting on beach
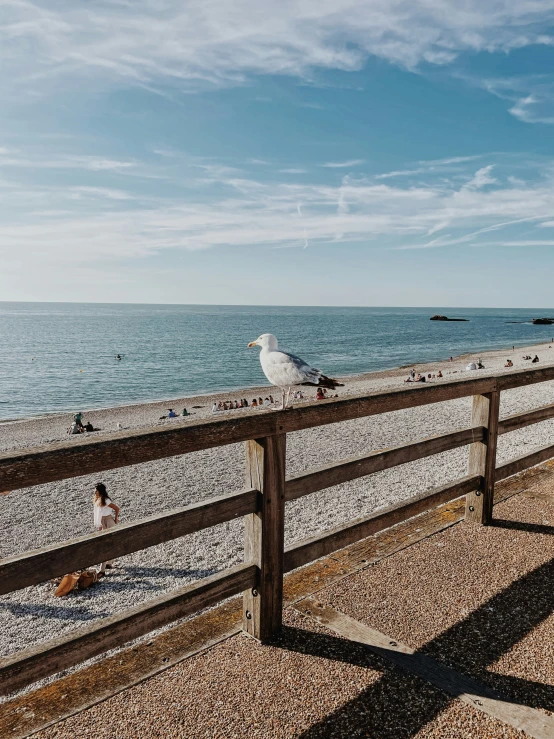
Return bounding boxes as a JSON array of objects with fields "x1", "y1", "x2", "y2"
[
  {"x1": 243, "y1": 398, "x2": 249, "y2": 407},
  {"x1": 316, "y1": 388, "x2": 325, "y2": 400},
  {"x1": 182, "y1": 408, "x2": 189, "y2": 416},
  {"x1": 168, "y1": 409, "x2": 177, "y2": 418},
  {"x1": 70, "y1": 421, "x2": 83, "y2": 434},
  {"x1": 84, "y1": 421, "x2": 95, "y2": 432},
  {"x1": 212, "y1": 403, "x2": 218, "y2": 413},
  {"x1": 532, "y1": 355, "x2": 539, "y2": 363},
  {"x1": 269, "y1": 395, "x2": 274, "y2": 404},
  {"x1": 264, "y1": 397, "x2": 270, "y2": 406},
  {"x1": 437, "y1": 370, "x2": 443, "y2": 378},
  {"x1": 504, "y1": 359, "x2": 513, "y2": 368},
  {"x1": 93, "y1": 483, "x2": 120, "y2": 573},
  {"x1": 252, "y1": 398, "x2": 257, "y2": 407},
  {"x1": 258, "y1": 397, "x2": 263, "y2": 406}
]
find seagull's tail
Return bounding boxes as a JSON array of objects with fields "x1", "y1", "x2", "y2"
[{"x1": 302, "y1": 374, "x2": 344, "y2": 390}]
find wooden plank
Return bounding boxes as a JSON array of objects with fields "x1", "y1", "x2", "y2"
[
  {"x1": 283, "y1": 475, "x2": 480, "y2": 572},
  {"x1": 0, "y1": 488, "x2": 258, "y2": 596},
  {"x1": 243, "y1": 435, "x2": 286, "y2": 641},
  {"x1": 496, "y1": 364, "x2": 554, "y2": 391},
  {"x1": 5, "y1": 365, "x2": 554, "y2": 495},
  {"x1": 285, "y1": 426, "x2": 484, "y2": 501},
  {"x1": 496, "y1": 442, "x2": 554, "y2": 481},
  {"x1": 295, "y1": 599, "x2": 554, "y2": 739},
  {"x1": 465, "y1": 391, "x2": 500, "y2": 525},
  {"x1": 498, "y1": 402, "x2": 554, "y2": 435},
  {"x1": 0, "y1": 374, "x2": 497, "y2": 494},
  {"x1": 0, "y1": 563, "x2": 257, "y2": 697}
]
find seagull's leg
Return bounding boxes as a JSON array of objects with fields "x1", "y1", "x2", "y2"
[{"x1": 285, "y1": 387, "x2": 291, "y2": 408}]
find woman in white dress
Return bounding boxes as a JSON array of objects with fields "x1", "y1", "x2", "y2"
[{"x1": 93, "y1": 483, "x2": 120, "y2": 573}]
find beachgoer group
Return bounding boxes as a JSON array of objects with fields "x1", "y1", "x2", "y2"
[
  {"x1": 404, "y1": 369, "x2": 442, "y2": 383},
  {"x1": 69, "y1": 413, "x2": 98, "y2": 434}
]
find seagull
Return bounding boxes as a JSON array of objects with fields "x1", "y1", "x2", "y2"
[{"x1": 248, "y1": 333, "x2": 343, "y2": 409}]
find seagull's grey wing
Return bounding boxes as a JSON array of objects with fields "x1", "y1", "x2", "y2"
[{"x1": 278, "y1": 350, "x2": 321, "y2": 383}]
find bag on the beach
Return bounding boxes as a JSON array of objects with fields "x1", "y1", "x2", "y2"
[
  {"x1": 77, "y1": 569, "x2": 102, "y2": 590},
  {"x1": 54, "y1": 569, "x2": 103, "y2": 596},
  {"x1": 54, "y1": 572, "x2": 80, "y2": 597}
]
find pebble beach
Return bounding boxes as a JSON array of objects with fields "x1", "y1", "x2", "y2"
[{"x1": 2, "y1": 339, "x2": 554, "y2": 693}]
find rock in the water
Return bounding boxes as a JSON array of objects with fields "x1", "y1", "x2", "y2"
[
  {"x1": 532, "y1": 317, "x2": 554, "y2": 325},
  {"x1": 430, "y1": 314, "x2": 469, "y2": 322}
]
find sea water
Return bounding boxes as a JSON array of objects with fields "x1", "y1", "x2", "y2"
[{"x1": 1, "y1": 303, "x2": 553, "y2": 420}]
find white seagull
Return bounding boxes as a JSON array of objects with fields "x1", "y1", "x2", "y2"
[{"x1": 248, "y1": 333, "x2": 343, "y2": 409}]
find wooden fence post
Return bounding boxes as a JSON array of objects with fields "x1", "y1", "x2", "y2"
[
  {"x1": 243, "y1": 434, "x2": 286, "y2": 642},
  {"x1": 465, "y1": 390, "x2": 500, "y2": 525}
]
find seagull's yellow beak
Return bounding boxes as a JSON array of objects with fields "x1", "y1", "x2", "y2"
[{"x1": 248, "y1": 341, "x2": 257, "y2": 348}]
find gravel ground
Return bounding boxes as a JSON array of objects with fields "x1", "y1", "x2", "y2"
[
  {"x1": 2, "y1": 341, "x2": 554, "y2": 663},
  {"x1": 32, "y1": 488, "x2": 554, "y2": 739},
  {"x1": 33, "y1": 609, "x2": 527, "y2": 739},
  {"x1": 317, "y1": 493, "x2": 554, "y2": 715}
]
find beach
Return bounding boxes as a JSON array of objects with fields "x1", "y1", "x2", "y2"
[{"x1": 3, "y1": 339, "x2": 554, "y2": 691}]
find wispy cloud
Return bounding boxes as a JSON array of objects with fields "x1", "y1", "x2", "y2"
[
  {"x1": 5, "y1": 151, "x2": 554, "y2": 266},
  {"x1": 279, "y1": 168, "x2": 307, "y2": 174},
  {"x1": 3, "y1": 1, "x2": 554, "y2": 98},
  {"x1": 323, "y1": 159, "x2": 365, "y2": 168}
]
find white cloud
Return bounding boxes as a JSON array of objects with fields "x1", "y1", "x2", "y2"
[
  {"x1": 463, "y1": 165, "x2": 497, "y2": 189},
  {"x1": 323, "y1": 159, "x2": 365, "y2": 168},
  {"x1": 5, "y1": 153, "x2": 554, "y2": 266},
  {"x1": 279, "y1": 168, "x2": 307, "y2": 174},
  {"x1": 5, "y1": 1, "x2": 554, "y2": 98}
]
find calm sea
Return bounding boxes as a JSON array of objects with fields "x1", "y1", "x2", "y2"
[{"x1": 1, "y1": 303, "x2": 553, "y2": 420}]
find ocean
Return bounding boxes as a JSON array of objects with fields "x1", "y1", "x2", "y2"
[{"x1": 1, "y1": 303, "x2": 553, "y2": 421}]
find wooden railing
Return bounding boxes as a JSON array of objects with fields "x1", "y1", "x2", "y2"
[{"x1": 2, "y1": 364, "x2": 554, "y2": 695}]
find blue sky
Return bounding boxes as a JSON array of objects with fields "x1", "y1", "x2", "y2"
[{"x1": 4, "y1": 2, "x2": 554, "y2": 306}]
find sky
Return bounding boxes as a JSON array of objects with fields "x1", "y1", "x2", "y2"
[{"x1": 4, "y1": 2, "x2": 554, "y2": 306}]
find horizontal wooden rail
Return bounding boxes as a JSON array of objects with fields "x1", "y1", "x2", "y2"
[
  {"x1": 3, "y1": 364, "x2": 554, "y2": 494},
  {"x1": 0, "y1": 563, "x2": 257, "y2": 697},
  {"x1": 285, "y1": 427, "x2": 484, "y2": 501},
  {"x1": 498, "y1": 402, "x2": 554, "y2": 436},
  {"x1": 495, "y1": 442, "x2": 554, "y2": 482},
  {"x1": 0, "y1": 488, "x2": 258, "y2": 596},
  {"x1": 284, "y1": 475, "x2": 480, "y2": 572}
]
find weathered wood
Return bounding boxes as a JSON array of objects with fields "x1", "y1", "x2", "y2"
[
  {"x1": 285, "y1": 427, "x2": 484, "y2": 501},
  {"x1": 243, "y1": 435, "x2": 286, "y2": 641},
  {"x1": 0, "y1": 374, "x2": 497, "y2": 494},
  {"x1": 283, "y1": 475, "x2": 480, "y2": 572},
  {"x1": 498, "y1": 402, "x2": 554, "y2": 435},
  {"x1": 496, "y1": 442, "x2": 554, "y2": 481},
  {"x1": 465, "y1": 391, "x2": 500, "y2": 524},
  {"x1": 0, "y1": 488, "x2": 259, "y2": 596},
  {"x1": 296, "y1": 599, "x2": 554, "y2": 739},
  {"x1": 5, "y1": 365, "x2": 554, "y2": 495},
  {"x1": 0, "y1": 563, "x2": 257, "y2": 697}
]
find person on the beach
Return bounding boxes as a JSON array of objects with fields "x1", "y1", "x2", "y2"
[
  {"x1": 258, "y1": 397, "x2": 263, "y2": 406},
  {"x1": 212, "y1": 403, "x2": 218, "y2": 413},
  {"x1": 243, "y1": 398, "x2": 249, "y2": 407},
  {"x1": 532, "y1": 355, "x2": 539, "y2": 363},
  {"x1": 316, "y1": 388, "x2": 325, "y2": 400},
  {"x1": 93, "y1": 483, "x2": 120, "y2": 573},
  {"x1": 437, "y1": 370, "x2": 443, "y2": 378},
  {"x1": 182, "y1": 408, "x2": 189, "y2": 416},
  {"x1": 70, "y1": 420, "x2": 82, "y2": 434},
  {"x1": 168, "y1": 409, "x2": 177, "y2": 418},
  {"x1": 74, "y1": 412, "x2": 83, "y2": 429},
  {"x1": 252, "y1": 398, "x2": 257, "y2": 407}
]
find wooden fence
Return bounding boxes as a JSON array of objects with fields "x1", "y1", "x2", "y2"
[{"x1": 2, "y1": 365, "x2": 554, "y2": 696}]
